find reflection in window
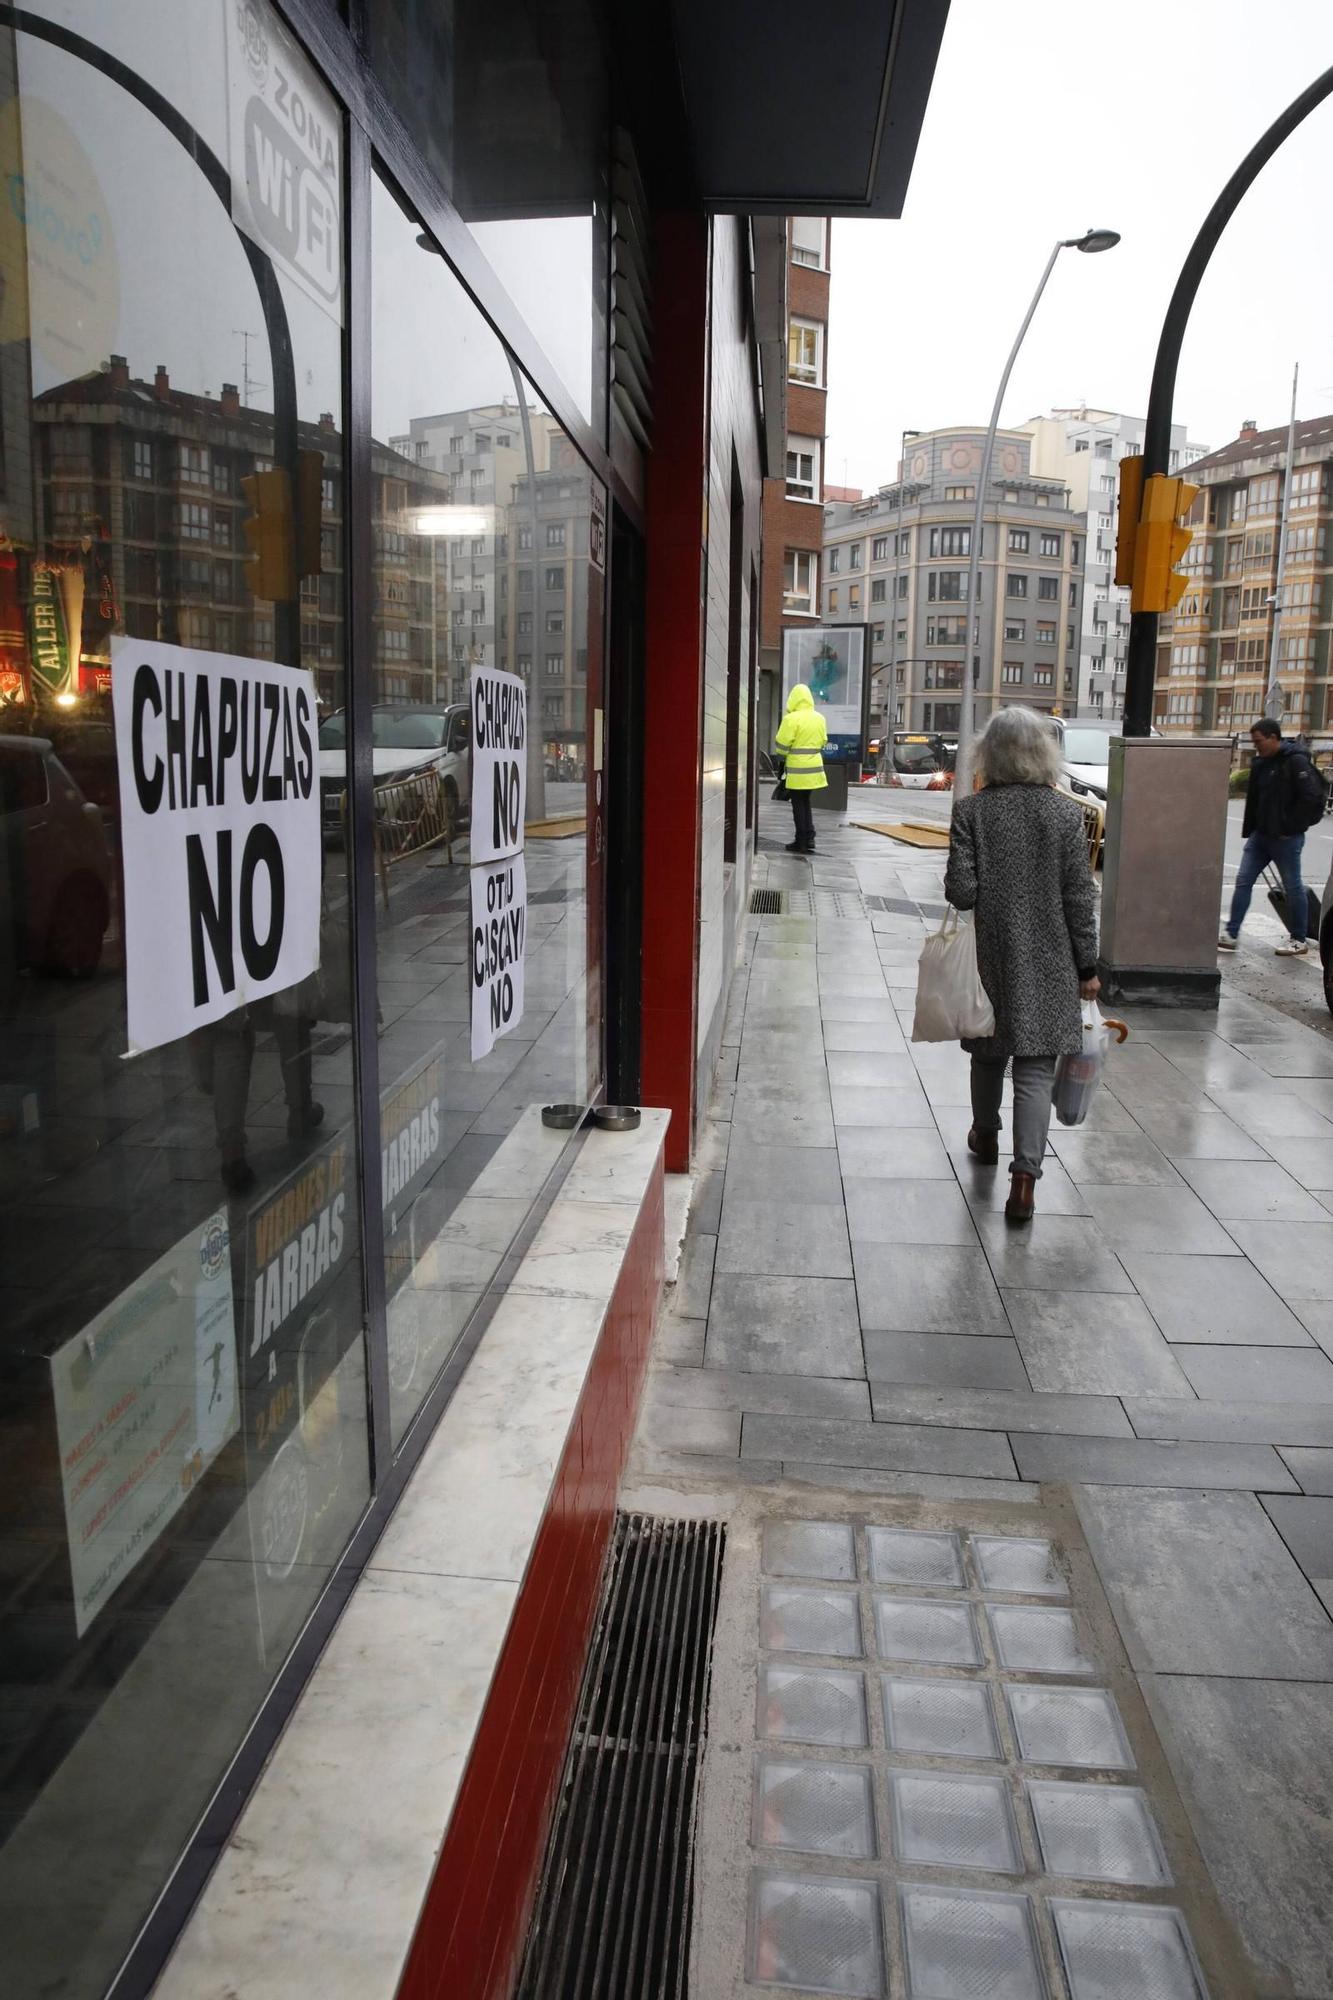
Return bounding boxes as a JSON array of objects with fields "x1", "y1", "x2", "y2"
[
  {"x1": 0, "y1": 8, "x2": 366, "y2": 1997},
  {"x1": 370, "y1": 173, "x2": 601, "y2": 1444}
]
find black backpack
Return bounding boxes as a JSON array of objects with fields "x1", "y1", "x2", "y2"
[{"x1": 1292, "y1": 755, "x2": 1330, "y2": 832}]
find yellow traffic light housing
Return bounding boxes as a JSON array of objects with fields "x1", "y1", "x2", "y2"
[
  {"x1": 296, "y1": 448, "x2": 324, "y2": 581},
  {"x1": 1131, "y1": 473, "x2": 1200, "y2": 614},
  {"x1": 241, "y1": 453, "x2": 324, "y2": 602},
  {"x1": 240, "y1": 467, "x2": 295, "y2": 601},
  {"x1": 1114, "y1": 454, "x2": 1143, "y2": 588}
]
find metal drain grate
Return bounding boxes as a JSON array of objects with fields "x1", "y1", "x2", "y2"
[
  {"x1": 749, "y1": 888, "x2": 784, "y2": 914},
  {"x1": 515, "y1": 1512, "x2": 726, "y2": 2000}
]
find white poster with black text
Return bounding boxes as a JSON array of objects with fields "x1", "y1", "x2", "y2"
[
  {"x1": 470, "y1": 853, "x2": 527, "y2": 1061},
  {"x1": 469, "y1": 663, "x2": 527, "y2": 865},
  {"x1": 111, "y1": 636, "x2": 321, "y2": 1056}
]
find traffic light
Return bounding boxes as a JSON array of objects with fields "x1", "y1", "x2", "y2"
[
  {"x1": 296, "y1": 448, "x2": 323, "y2": 581},
  {"x1": 1131, "y1": 473, "x2": 1200, "y2": 614},
  {"x1": 240, "y1": 467, "x2": 294, "y2": 601},
  {"x1": 241, "y1": 453, "x2": 324, "y2": 601},
  {"x1": 1113, "y1": 454, "x2": 1143, "y2": 588}
]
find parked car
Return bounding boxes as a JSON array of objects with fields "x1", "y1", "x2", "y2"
[
  {"x1": 1052, "y1": 718, "x2": 1163, "y2": 803},
  {"x1": 318, "y1": 703, "x2": 471, "y2": 837},
  {"x1": 0, "y1": 735, "x2": 113, "y2": 976}
]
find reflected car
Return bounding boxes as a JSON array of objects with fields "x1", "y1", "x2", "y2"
[
  {"x1": 317, "y1": 703, "x2": 471, "y2": 836},
  {"x1": 0, "y1": 734, "x2": 113, "y2": 976}
]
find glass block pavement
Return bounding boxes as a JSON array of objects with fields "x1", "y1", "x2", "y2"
[{"x1": 742, "y1": 1519, "x2": 1210, "y2": 1999}]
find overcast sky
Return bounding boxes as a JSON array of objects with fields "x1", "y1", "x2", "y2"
[{"x1": 825, "y1": 0, "x2": 1333, "y2": 495}]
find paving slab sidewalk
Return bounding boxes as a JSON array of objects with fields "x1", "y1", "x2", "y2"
[{"x1": 627, "y1": 798, "x2": 1333, "y2": 1997}]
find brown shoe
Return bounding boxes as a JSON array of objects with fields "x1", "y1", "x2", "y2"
[
  {"x1": 967, "y1": 1126, "x2": 999, "y2": 1166},
  {"x1": 1005, "y1": 1171, "x2": 1036, "y2": 1224}
]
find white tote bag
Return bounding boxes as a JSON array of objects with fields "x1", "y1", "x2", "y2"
[{"x1": 911, "y1": 908, "x2": 996, "y2": 1043}]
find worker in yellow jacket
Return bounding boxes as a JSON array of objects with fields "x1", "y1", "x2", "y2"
[{"x1": 775, "y1": 682, "x2": 829, "y2": 853}]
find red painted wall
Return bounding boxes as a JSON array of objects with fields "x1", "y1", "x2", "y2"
[
  {"x1": 640, "y1": 211, "x2": 709, "y2": 1175},
  {"x1": 395, "y1": 1162, "x2": 666, "y2": 2000}
]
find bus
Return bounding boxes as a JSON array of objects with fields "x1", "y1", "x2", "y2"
[{"x1": 887, "y1": 731, "x2": 955, "y2": 788}]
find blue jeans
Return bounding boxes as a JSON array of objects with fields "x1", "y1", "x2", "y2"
[{"x1": 1227, "y1": 832, "x2": 1307, "y2": 941}]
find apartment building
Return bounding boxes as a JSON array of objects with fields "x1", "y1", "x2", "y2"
[
  {"x1": 823, "y1": 427, "x2": 1085, "y2": 736},
  {"x1": 1153, "y1": 414, "x2": 1333, "y2": 740},
  {"x1": 758, "y1": 216, "x2": 831, "y2": 747},
  {"x1": 1024, "y1": 408, "x2": 1207, "y2": 720}
]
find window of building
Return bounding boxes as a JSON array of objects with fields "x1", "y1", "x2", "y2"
[
  {"x1": 1035, "y1": 620, "x2": 1056, "y2": 644},
  {"x1": 785, "y1": 437, "x2": 820, "y2": 501},
  {"x1": 1039, "y1": 532, "x2": 1061, "y2": 558},
  {"x1": 1067, "y1": 624, "x2": 1077, "y2": 649},
  {"x1": 1006, "y1": 573, "x2": 1028, "y2": 598},
  {"x1": 178, "y1": 501, "x2": 210, "y2": 542},
  {"x1": 1251, "y1": 474, "x2": 1278, "y2": 510},
  {"x1": 827, "y1": 586, "x2": 839, "y2": 613},
  {"x1": 1002, "y1": 663, "x2": 1023, "y2": 684},
  {"x1": 179, "y1": 443, "x2": 210, "y2": 485},
  {"x1": 849, "y1": 543, "x2": 862, "y2": 569},
  {"x1": 544, "y1": 651, "x2": 564, "y2": 675},
  {"x1": 944, "y1": 485, "x2": 974, "y2": 502},
  {"x1": 849, "y1": 585, "x2": 860, "y2": 608},
  {"x1": 1004, "y1": 618, "x2": 1025, "y2": 642},
  {"x1": 872, "y1": 535, "x2": 888, "y2": 561},
  {"x1": 895, "y1": 573, "x2": 910, "y2": 598},
  {"x1": 545, "y1": 521, "x2": 566, "y2": 547},
  {"x1": 544, "y1": 565, "x2": 564, "y2": 590},
  {"x1": 1033, "y1": 666, "x2": 1054, "y2": 687},
  {"x1": 873, "y1": 622, "x2": 886, "y2": 643},
  {"x1": 1037, "y1": 575, "x2": 1059, "y2": 601},
  {"x1": 930, "y1": 526, "x2": 971, "y2": 558},
  {"x1": 784, "y1": 549, "x2": 817, "y2": 613},
  {"x1": 1069, "y1": 580, "x2": 1078, "y2": 606},
  {"x1": 871, "y1": 578, "x2": 886, "y2": 603},
  {"x1": 1008, "y1": 528, "x2": 1029, "y2": 553},
  {"x1": 788, "y1": 317, "x2": 824, "y2": 385},
  {"x1": 927, "y1": 615, "x2": 967, "y2": 644},
  {"x1": 546, "y1": 609, "x2": 565, "y2": 634},
  {"x1": 828, "y1": 546, "x2": 840, "y2": 574},
  {"x1": 790, "y1": 215, "x2": 828, "y2": 268},
  {"x1": 928, "y1": 571, "x2": 965, "y2": 601},
  {"x1": 131, "y1": 437, "x2": 153, "y2": 481}
]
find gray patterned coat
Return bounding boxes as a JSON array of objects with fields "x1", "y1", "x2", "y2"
[{"x1": 944, "y1": 785, "x2": 1099, "y2": 1060}]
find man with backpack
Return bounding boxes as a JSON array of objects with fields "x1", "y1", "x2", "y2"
[{"x1": 1219, "y1": 717, "x2": 1329, "y2": 957}]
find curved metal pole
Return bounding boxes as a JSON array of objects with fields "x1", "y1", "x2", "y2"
[
  {"x1": 1123, "y1": 63, "x2": 1333, "y2": 734},
  {"x1": 505, "y1": 351, "x2": 548, "y2": 822},
  {"x1": 953, "y1": 240, "x2": 1063, "y2": 798},
  {"x1": 0, "y1": 5, "x2": 301, "y2": 664}
]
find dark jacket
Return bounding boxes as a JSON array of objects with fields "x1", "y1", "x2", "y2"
[
  {"x1": 945, "y1": 785, "x2": 1099, "y2": 1060},
  {"x1": 1242, "y1": 740, "x2": 1324, "y2": 840}
]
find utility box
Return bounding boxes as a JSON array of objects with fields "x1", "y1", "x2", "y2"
[
  {"x1": 1098, "y1": 736, "x2": 1233, "y2": 1006},
  {"x1": 814, "y1": 763, "x2": 849, "y2": 813}
]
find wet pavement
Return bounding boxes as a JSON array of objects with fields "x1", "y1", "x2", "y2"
[{"x1": 627, "y1": 795, "x2": 1333, "y2": 1999}]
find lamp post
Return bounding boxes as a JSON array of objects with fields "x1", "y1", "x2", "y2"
[
  {"x1": 883, "y1": 429, "x2": 920, "y2": 772},
  {"x1": 953, "y1": 229, "x2": 1120, "y2": 798}
]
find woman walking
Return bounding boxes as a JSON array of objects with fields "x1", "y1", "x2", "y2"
[
  {"x1": 775, "y1": 682, "x2": 828, "y2": 853},
  {"x1": 944, "y1": 708, "x2": 1099, "y2": 1223}
]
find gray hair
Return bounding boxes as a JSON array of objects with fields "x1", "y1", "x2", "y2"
[{"x1": 975, "y1": 706, "x2": 1062, "y2": 789}]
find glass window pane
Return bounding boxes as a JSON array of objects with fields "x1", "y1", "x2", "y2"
[
  {"x1": 0, "y1": 9, "x2": 367, "y2": 1994},
  {"x1": 370, "y1": 173, "x2": 601, "y2": 1445},
  {"x1": 366, "y1": 0, "x2": 609, "y2": 432}
]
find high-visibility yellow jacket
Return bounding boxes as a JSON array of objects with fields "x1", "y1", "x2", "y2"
[{"x1": 775, "y1": 683, "x2": 828, "y2": 790}]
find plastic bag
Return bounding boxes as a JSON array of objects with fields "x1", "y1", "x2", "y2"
[
  {"x1": 1051, "y1": 1001, "x2": 1129, "y2": 1126},
  {"x1": 911, "y1": 908, "x2": 996, "y2": 1043}
]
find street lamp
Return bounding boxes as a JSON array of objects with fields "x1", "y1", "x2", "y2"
[
  {"x1": 883, "y1": 428, "x2": 920, "y2": 775},
  {"x1": 954, "y1": 228, "x2": 1120, "y2": 796}
]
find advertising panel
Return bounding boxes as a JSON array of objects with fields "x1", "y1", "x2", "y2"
[{"x1": 782, "y1": 624, "x2": 868, "y2": 759}]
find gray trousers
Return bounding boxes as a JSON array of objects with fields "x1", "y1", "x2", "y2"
[{"x1": 970, "y1": 1053, "x2": 1057, "y2": 1177}]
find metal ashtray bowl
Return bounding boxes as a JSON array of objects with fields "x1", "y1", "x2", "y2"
[
  {"x1": 541, "y1": 1103, "x2": 585, "y2": 1129},
  {"x1": 592, "y1": 1105, "x2": 641, "y2": 1132}
]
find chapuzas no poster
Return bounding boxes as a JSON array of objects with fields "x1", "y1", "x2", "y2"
[{"x1": 111, "y1": 637, "x2": 321, "y2": 1055}]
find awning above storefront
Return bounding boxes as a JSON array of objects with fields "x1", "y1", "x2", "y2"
[{"x1": 668, "y1": 0, "x2": 949, "y2": 215}]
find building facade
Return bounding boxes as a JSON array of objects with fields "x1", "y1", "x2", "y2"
[
  {"x1": 823, "y1": 427, "x2": 1085, "y2": 737},
  {"x1": 0, "y1": 6, "x2": 946, "y2": 2000},
  {"x1": 758, "y1": 216, "x2": 831, "y2": 747},
  {"x1": 1152, "y1": 415, "x2": 1333, "y2": 741},
  {"x1": 1024, "y1": 407, "x2": 1207, "y2": 720}
]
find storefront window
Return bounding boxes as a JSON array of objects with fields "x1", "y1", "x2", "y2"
[
  {"x1": 0, "y1": 7, "x2": 367, "y2": 1994},
  {"x1": 366, "y1": 0, "x2": 609, "y2": 433},
  {"x1": 370, "y1": 172, "x2": 602, "y2": 1443}
]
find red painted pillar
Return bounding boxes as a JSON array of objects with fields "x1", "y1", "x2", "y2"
[{"x1": 641, "y1": 211, "x2": 708, "y2": 1174}]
